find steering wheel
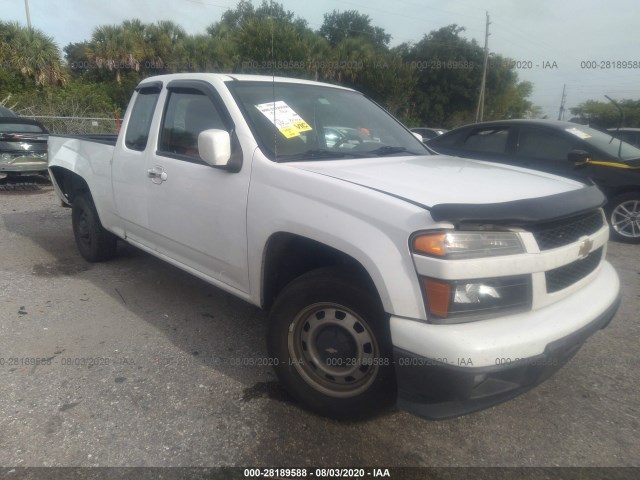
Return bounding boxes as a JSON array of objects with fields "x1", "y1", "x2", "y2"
[{"x1": 332, "y1": 133, "x2": 364, "y2": 149}]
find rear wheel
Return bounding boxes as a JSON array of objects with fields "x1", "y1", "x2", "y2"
[
  {"x1": 72, "y1": 193, "x2": 118, "y2": 261},
  {"x1": 607, "y1": 193, "x2": 640, "y2": 243},
  {"x1": 267, "y1": 267, "x2": 395, "y2": 419}
]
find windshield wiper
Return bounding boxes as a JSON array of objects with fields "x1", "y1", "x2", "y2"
[
  {"x1": 277, "y1": 149, "x2": 359, "y2": 162},
  {"x1": 366, "y1": 146, "x2": 418, "y2": 156}
]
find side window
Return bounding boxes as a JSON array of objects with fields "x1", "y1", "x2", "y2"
[
  {"x1": 517, "y1": 128, "x2": 576, "y2": 161},
  {"x1": 461, "y1": 127, "x2": 509, "y2": 154},
  {"x1": 429, "y1": 130, "x2": 466, "y2": 148},
  {"x1": 159, "y1": 90, "x2": 227, "y2": 160},
  {"x1": 125, "y1": 88, "x2": 160, "y2": 151}
]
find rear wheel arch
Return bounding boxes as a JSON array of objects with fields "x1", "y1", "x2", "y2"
[{"x1": 49, "y1": 166, "x2": 90, "y2": 204}]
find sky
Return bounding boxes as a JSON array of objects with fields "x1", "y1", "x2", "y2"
[{"x1": 2, "y1": 0, "x2": 639, "y2": 118}]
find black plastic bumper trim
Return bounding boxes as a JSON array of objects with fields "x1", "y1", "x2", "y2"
[{"x1": 394, "y1": 292, "x2": 621, "y2": 420}]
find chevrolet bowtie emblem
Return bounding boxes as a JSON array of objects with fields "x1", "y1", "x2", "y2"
[{"x1": 578, "y1": 238, "x2": 593, "y2": 259}]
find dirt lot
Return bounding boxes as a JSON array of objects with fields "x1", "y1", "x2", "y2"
[{"x1": 0, "y1": 185, "x2": 639, "y2": 468}]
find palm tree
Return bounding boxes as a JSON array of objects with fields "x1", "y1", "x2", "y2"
[
  {"x1": 324, "y1": 37, "x2": 374, "y2": 84},
  {"x1": 87, "y1": 21, "x2": 145, "y2": 83},
  {"x1": 0, "y1": 21, "x2": 66, "y2": 86},
  {"x1": 145, "y1": 21, "x2": 187, "y2": 72}
]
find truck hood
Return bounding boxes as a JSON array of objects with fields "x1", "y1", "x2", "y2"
[{"x1": 289, "y1": 155, "x2": 585, "y2": 208}]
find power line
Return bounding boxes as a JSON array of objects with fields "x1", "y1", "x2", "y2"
[
  {"x1": 558, "y1": 84, "x2": 567, "y2": 120},
  {"x1": 24, "y1": 0, "x2": 32, "y2": 30}
]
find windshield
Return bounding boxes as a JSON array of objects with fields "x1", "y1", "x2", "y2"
[
  {"x1": 566, "y1": 125, "x2": 640, "y2": 162},
  {"x1": 227, "y1": 81, "x2": 428, "y2": 161}
]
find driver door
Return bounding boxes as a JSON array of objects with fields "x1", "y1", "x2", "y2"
[{"x1": 143, "y1": 81, "x2": 251, "y2": 293}]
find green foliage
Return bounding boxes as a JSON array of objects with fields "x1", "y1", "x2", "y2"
[
  {"x1": 570, "y1": 100, "x2": 640, "y2": 129},
  {"x1": 1, "y1": 1, "x2": 555, "y2": 128},
  {"x1": 399, "y1": 26, "x2": 543, "y2": 127},
  {"x1": 11, "y1": 79, "x2": 116, "y2": 117},
  {"x1": 0, "y1": 21, "x2": 67, "y2": 86},
  {"x1": 319, "y1": 10, "x2": 391, "y2": 50}
]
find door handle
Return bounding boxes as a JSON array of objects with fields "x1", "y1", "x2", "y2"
[{"x1": 147, "y1": 166, "x2": 167, "y2": 184}]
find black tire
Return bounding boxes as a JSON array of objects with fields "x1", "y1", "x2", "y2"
[
  {"x1": 72, "y1": 193, "x2": 118, "y2": 262},
  {"x1": 606, "y1": 192, "x2": 640, "y2": 243},
  {"x1": 267, "y1": 267, "x2": 396, "y2": 419}
]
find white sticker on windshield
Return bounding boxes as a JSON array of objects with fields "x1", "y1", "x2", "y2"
[
  {"x1": 255, "y1": 101, "x2": 312, "y2": 138},
  {"x1": 565, "y1": 127, "x2": 592, "y2": 139}
]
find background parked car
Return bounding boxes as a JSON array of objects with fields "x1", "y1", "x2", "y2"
[
  {"x1": 608, "y1": 127, "x2": 640, "y2": 148},
  {"x1": 0, "y1": 106, "x2": 18, "y2": 117},
  {"x1": 410, "y1": 127, "x2": 448, "y2": 143},
  {"x1": 0, "y1": 118, "x2": 49, "y2": 179},
  {"x1": 427, "y1": 119, "x2": 640, "y2": 243}
]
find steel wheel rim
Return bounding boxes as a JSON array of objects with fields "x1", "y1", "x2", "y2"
[
  {"x1": 611, "y1": 200, "x2": 640, "y2": 238},
  {"x1": 288, "y1": 302, "x2": 380, "y2": 398}
]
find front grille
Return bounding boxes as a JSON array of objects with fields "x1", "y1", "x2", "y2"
[
  {"x1": 530, "y1": 210, "x2": 604, "y2": 251},
  {"x1": 545, "y1": 247, "x2": 603, "y2": 293}
]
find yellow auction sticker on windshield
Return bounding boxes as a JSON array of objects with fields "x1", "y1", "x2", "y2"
[
  {"x1": 565, "y1": 127, "x2": 592, "y2": 139},
  {"x1": 255, "y1": 101, "x2": 312, "y2": 138}
]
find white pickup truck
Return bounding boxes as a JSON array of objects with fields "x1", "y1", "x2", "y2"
[{"x1": 48, "y1": 73, "x2": 621, "y2": 420}]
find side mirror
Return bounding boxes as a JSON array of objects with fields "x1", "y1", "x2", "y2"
[
  {"x1": 198, "y1": 129, "x2": 231, "y2": 167},
  {"x1": 568, "y1": 149, "x2": 590, "y2": 164},
  {"x1": 412, "y1": 132, "x2": 423, "y2": 142}
]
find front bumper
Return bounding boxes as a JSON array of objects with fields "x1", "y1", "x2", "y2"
[
  {"x1": 391, "y1": 261, "x2": 621, "y2": 419},
  {"x1": 394, "y1": 294, "x2": 619, "y2": 419}
]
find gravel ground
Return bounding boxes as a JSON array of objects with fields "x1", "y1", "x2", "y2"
[{"x1": 0, "y1": 186, "x2": 638, "y2": 469}]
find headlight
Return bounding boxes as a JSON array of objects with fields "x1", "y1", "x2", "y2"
[
  {"x1": 421, "y1": 275, "x2": 532, "y2": 323},
  {"x1": 412, "y1": 231, "x2": 524, "y2": 259}
]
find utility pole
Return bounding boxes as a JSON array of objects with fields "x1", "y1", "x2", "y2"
[
  {"x1": 475, "y1": 11, "x2": 490, "y2": 123},
  {"x1": 24, "y1": 0, "x2": 32, "y2": 30},
  {"x1": 558, "y1": 84, "x2": 567, "y2": 120}
]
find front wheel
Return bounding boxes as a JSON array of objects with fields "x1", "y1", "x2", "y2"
[
  {"x1": 267, "y1": 267, "x2": 396, "y2": 419},
  {"x1": 607, "y1": 193, "x2": 640, "y2": 243}
]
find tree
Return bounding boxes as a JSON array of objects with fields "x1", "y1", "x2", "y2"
[
  {"x1": 145, "y1": 21, "x2": 187, "y2": 72},
  {"x1": 183, "y1": 34, "x2": 222, "y2": 72},
  {"x1": 207, "y1": 0, "x2": 314, "y2": 75},
  {"x1": 401, "y1": 25, "x2": 538, "y2": 127},
  {"x1": 359, "y1": 51, "x2": 417, "y2": 117},
  {"x1": 570, "y1": 99, "x2": 640, "y2": 129},
  {"x1": 64, "y1": 41, "x2": 92, "y2": 77},
  {"x1": 0, "y1": 21, "x2": 66, "y2": 86},
  {"x1": 87, "y1": 22, "x2": 145, "y2": 83},
  {"x1": 319, "y1": 10, "x2": 390, "y2": 50}
]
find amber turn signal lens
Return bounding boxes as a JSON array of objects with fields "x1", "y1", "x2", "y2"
[
  {"x1": 413, "y1": 233, "x2": 447, "y2": 257},
  {"x1": 422, "y1": 278, "x2": 451, "y2": 318}
]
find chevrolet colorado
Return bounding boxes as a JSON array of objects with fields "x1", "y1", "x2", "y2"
[{"x1": 47, "y1": 73, "x2": 621, "y2": 419}]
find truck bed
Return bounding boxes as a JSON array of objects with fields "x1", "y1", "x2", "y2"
[{"x1": 51, "y1": 134, "x2": 118, "y2": 146}]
